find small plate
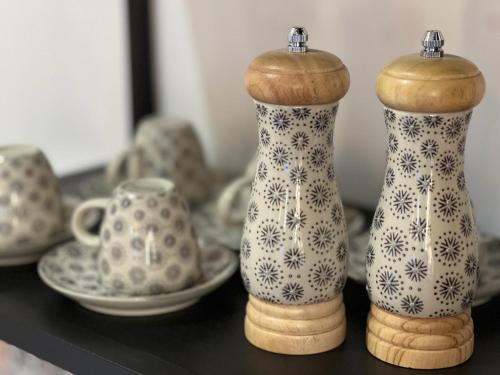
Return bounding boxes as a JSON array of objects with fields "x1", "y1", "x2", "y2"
[
  {"x1": 348, "y1": 230, "x2": 370, "y2": 284},
  {"x1": 192, "y1": 201, "x2": 243, "y2": 250},
  {"x1": 38, "y1": 241, "x2": 238, "y2": 316},
  {"x1": 0, "y1": 195, "x2": 99, "y2": 266}
]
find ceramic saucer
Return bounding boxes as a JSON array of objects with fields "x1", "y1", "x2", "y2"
[
  {"x1": 0, "y1": 195, "x2": 99, "y2": 266},
  {"x1": 347, "y1": 230, "x2": 370, "y2": 284},
  {"x1": 474, "y1": 237, "x2": 500, "y2": 305},
  {"x1": 75, "y1": 171, "x2": 112, "y2": 198},
  {"x1": 38, "y1": 241, "x2": 238, "y2": 316},
  {"x1": 192, "y1": 201, "x2": 243, "y2": 250}
]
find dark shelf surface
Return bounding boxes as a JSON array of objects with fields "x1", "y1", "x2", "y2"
[{"x1": 0, "y1": 170, "x2": 499, "y2": 375}]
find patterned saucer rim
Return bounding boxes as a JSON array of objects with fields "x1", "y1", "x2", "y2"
[
  {"x1": 347, "y1": 266, "x2": 366, "y2": 284},
  {"x1": 37, "y1": 242, "x2": 238, "y2": 305},
  {"x1": 0, "y1": 195, "x2": 99, "y2": 266}
]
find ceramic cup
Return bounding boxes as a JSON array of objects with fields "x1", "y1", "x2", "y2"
[
  {"x1": 0, "y1": 145, "x2": 65, "y2": 250},
  {"x1": 71, "y1": 178, "x2": 201, "y2": 295},
  {"x1": 106, "y1": 116, "x2": 209, "y2": 204},
  {"x1": 216, "y1": 155, "x2": 257, "y2": 225}
]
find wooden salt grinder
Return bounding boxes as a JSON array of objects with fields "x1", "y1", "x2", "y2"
[{"x1": 366, "y1": 30, "x2": 485, "y2": 369}]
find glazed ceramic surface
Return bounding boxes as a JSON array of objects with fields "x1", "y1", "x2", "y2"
[
  {"x1": 240, "y1": 101, "x2": 349, "y2": 305},
  {"x1": 106, "y1": 117, "x2": 209, "y2": 204},
  {"x1": 367, "y1": 109, "x2": 479, "y2": 317},
  {"x1": 38, "y1": 241, "x2": 238, "y2": 316},
  {"x1": 0, "y1": 145, "x2": 64, "y2": 250},
  {"x1": 72, "y1": 178, "x2": 201, "y2": 295},
  {"x1": 350, "y1": 228, "x2": 500, "y2": 307},
  {"x1": 216, "y1": 154, "x2": 366, "y2": 233}
]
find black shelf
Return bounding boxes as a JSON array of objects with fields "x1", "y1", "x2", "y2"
[{"x1": 0, "y1": 171, "x2": 498, "y2": 374}]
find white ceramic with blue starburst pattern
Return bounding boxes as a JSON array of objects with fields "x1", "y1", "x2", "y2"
[
  {"x1": 349, "y1": 229, "x2": 500, "y2": 307},
  {"x1": 366, "y1": 109, "x2": 479, "y2": 318},
  {"x1": 240, "y1": 101, "x2": 349, "y2": 305}
]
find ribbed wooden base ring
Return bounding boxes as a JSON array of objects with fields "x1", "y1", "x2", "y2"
[
  {"x1": 366, "y1": 303, "x2": 474, "y2": 369},
  {"x1": 244, "y1": 294, "x2": 346, "y2": 355}
]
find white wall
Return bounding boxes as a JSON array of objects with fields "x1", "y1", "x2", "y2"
[
  {"x1": 0, "y1": 0, "x2": 131, "y2": 175},
  {"x1": 153, "y1": 0, "x2": 500, "y2": 236}
]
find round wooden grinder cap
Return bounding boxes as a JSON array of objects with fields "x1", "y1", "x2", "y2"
[
  {"x1": 245, "y1": 28, "x2": 350, "y2": 106},
  {"x1": 376, "y1": 30, "x2": 485, "y2": 113}
]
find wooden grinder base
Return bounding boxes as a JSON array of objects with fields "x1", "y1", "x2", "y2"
[
  {"x1": 244, "y1": 294, "x2": 346, "y2": 355},
  {"x1": 366, "y1": 303, "x2": 474, "y2": 369}
]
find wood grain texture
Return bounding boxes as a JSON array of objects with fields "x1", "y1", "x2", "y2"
[
  {"x1": 376, "y1": 53, "x2": 485, "y2": 113},
  {"x1": 245, "y1": 49, "x2": 349, "y2": 106},
  {"x1": 366, "y1": 304, "x2": 474, "y2": 369},
  {"x1": 245, "y1": 294, "x2": 346, "y2": 355}
]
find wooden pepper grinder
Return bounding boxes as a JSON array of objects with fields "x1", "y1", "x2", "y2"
[
  {"x1": 241, "y1": 27, "x2": 350, "y2": 355},
  {"x1": 366, "y1": 30, "x2": 485, "y2": 369}
]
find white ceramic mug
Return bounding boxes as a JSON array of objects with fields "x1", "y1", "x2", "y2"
[{"x1": 71, "y1": 178, "x2": 201, "y2": 295}]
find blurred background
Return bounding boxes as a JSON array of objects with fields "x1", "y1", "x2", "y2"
[{"x1": 2, "y1": 0, "x2": 500, "y2": 237}]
